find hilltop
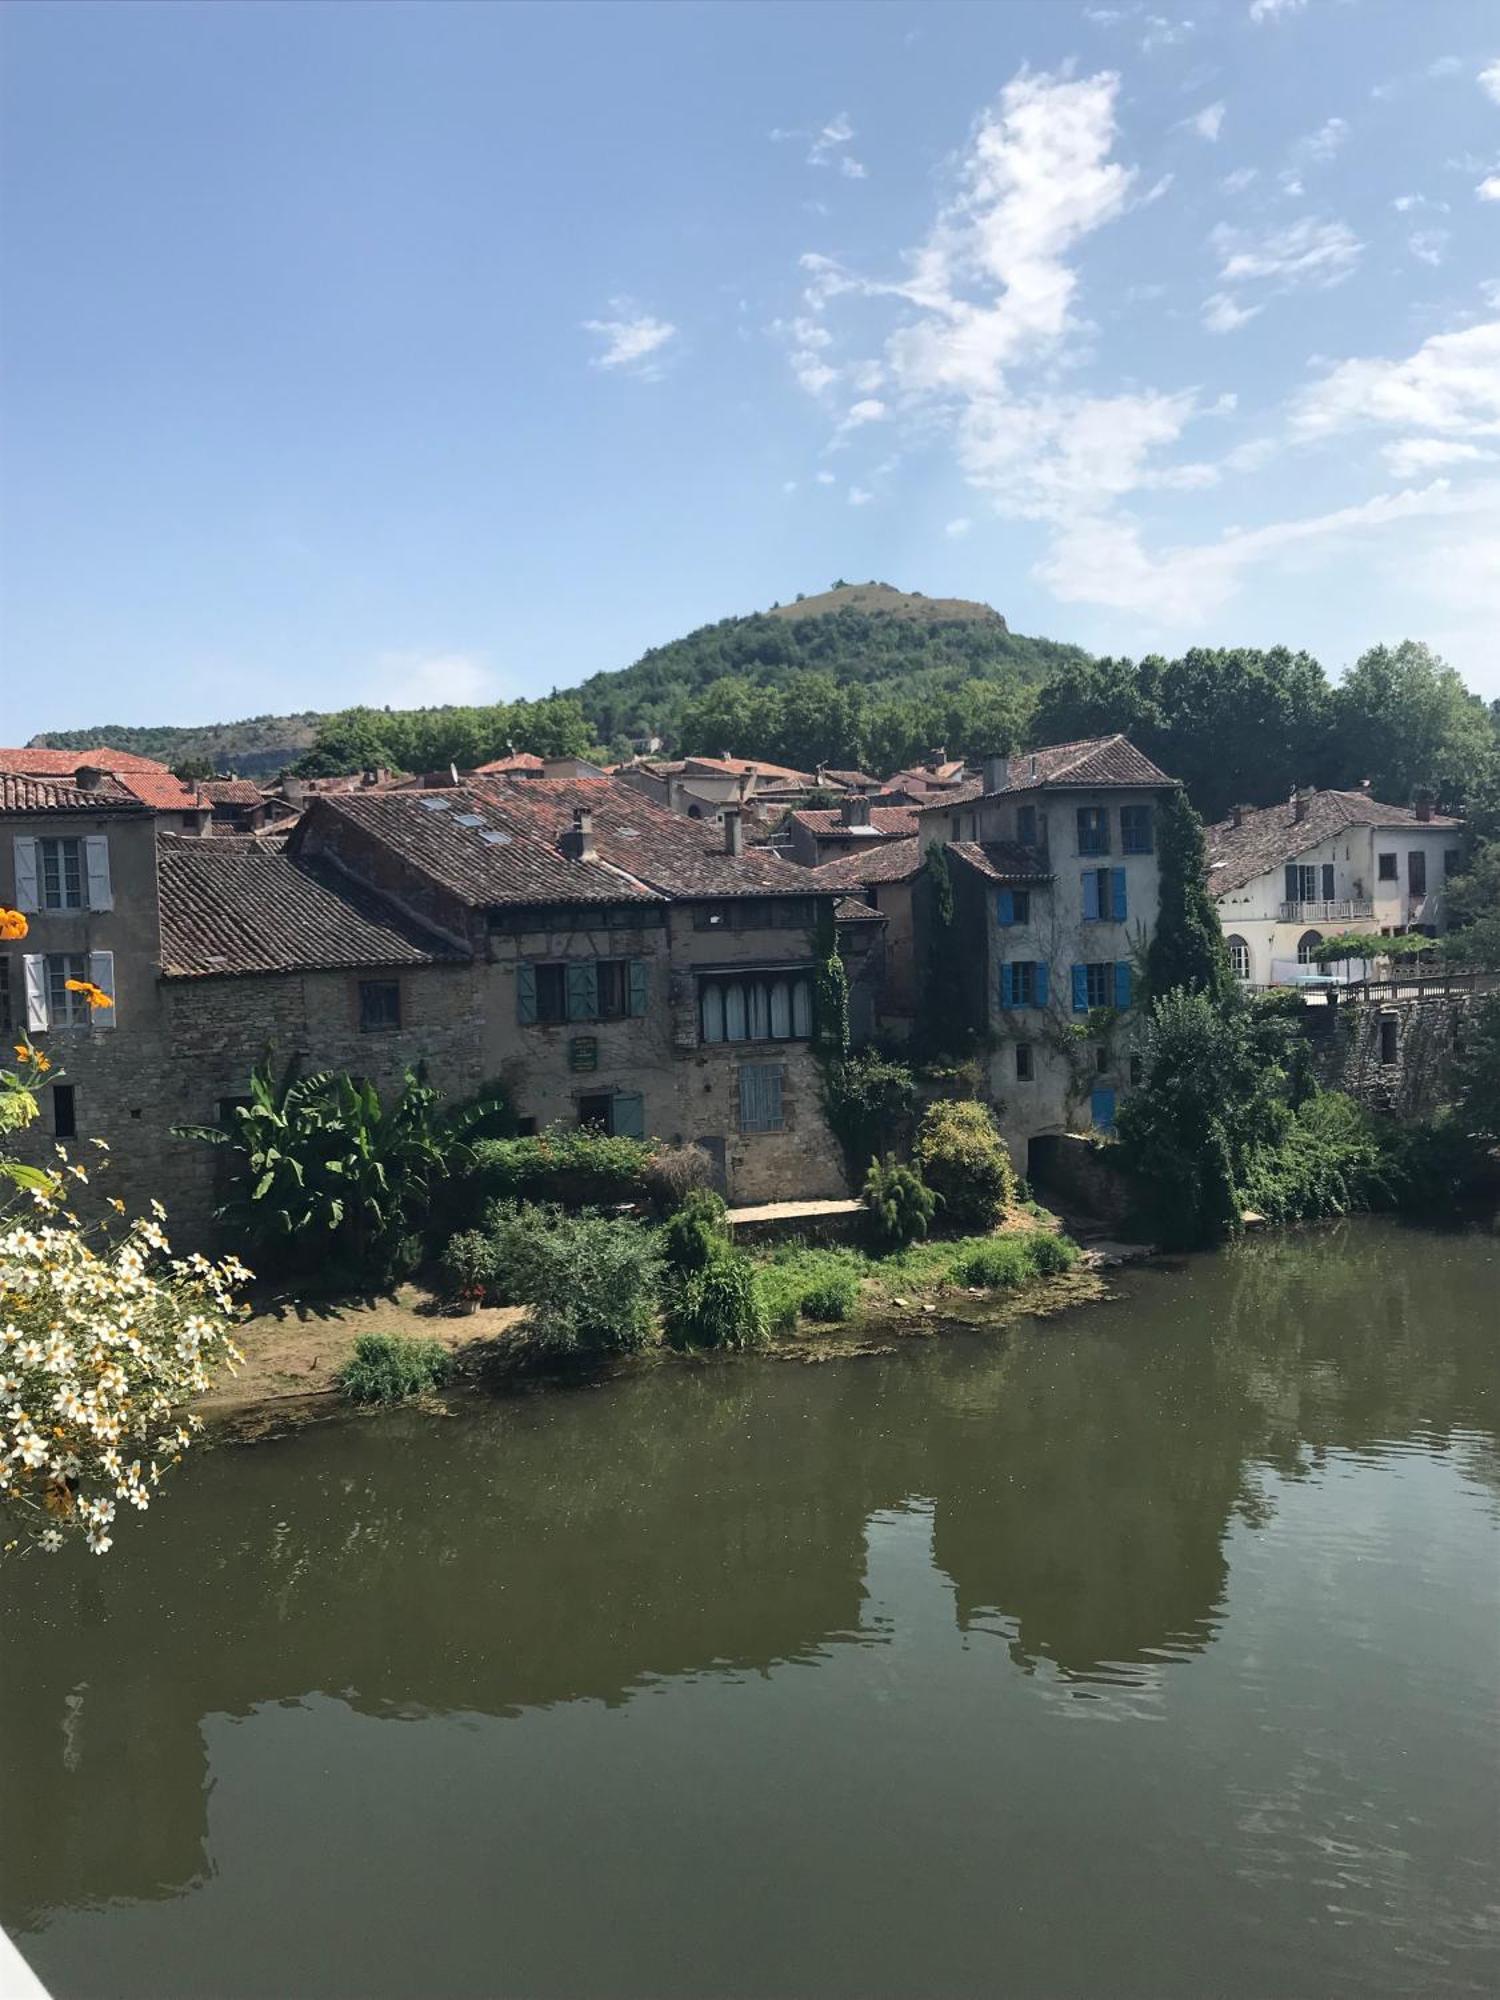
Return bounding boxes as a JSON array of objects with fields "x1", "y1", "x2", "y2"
[
  {"x1": 763, "y1": 582, "x2": 1006, "y2": 626},
  {"x1": 31, "y1": 712, "x2": 323, "y2": 779}
]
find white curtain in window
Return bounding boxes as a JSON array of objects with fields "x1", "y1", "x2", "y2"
[
  {"x1": 701, "y1": 984, "x2": 725, "y2": 1043},
  {"x1": 725, "y1": 982, "x2": 748, "y2": 1041},
  {"x1": 749, "y1": 981, "x2": 770, "y2": 1040},
  {"x1": 791, "y1": 978, "x2": 812, "y2": 1038},
  {"x1": 769, "y1": 979, "x2": 790, "y2": 1039}
]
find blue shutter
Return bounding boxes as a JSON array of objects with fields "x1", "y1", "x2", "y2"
[
  {"x1": 1082, "y1": 871, "x2": 1099, "y2": 921},
  {"x1": 516, "y1": 963, "x2": 538, "y2": 1024},
  {"x1": 1114, "y1": 961, "x2": 1132, "y2": 1010},
  {"x1": 611, "y1": 1092, "x2": 646, "y2": 1140},
  {"x1": 997, "y1": 888, "x2": 1014, "y2": 926},
  {"x1": 566, "y1": 961, "x2": 598, "y2": 1022},
  {"x1": 1090, "y1": 1086, "x2": 1117, "y2": 1134},
  {"x1": 1112, "y1": 868, "x2": 1127, "y2": 921},
  {"x1": 1071, "y1": 964, "x2": 1088, "y2": 1014},
  {"x1": 1035, "y1": 962, "x2": 1049, "y2": 1008},
  {"x1": 999, "y1": 963, "x2": 1014, "y2": 1009},
  {"x1": 627, "y1": 958, "x2": 649, "y2": 1017}
]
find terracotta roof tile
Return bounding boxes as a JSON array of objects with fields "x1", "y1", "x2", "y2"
[
  {"x1": 946, "y1": 840, "x2": 1054, "y2": 886},
  {"x1": 158, "y1": 837, "x2": 465, "y2": 978},
  {"x1": 808, "y1": 837, "x2": 926, "y2": 888},
  {"x1": 0, "y1": 745, "x2": 175, "y2": 775},
  {"x1": 834, "y1": 896, "x2": 885, "y2": 923},
  {"x1": 201, "y1": 778, "x2": 268, "y2": 805},
  {"x1": 1206, "y1": 790, "x2": 1462, "y2": 896},
  {"x1": 0, "y1": 773, "x2": 149, "y2": 814},
  {"x1": 953, "y1": 735, "x2": 1172, "y2": 805},
  {"x1": 789, "y1": 805, "x2": 920, "y2": 840}
]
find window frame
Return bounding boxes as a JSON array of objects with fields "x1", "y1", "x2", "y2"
[
  {"x1": 1014, "y1": 1042, "x2": 1034, "y2": 1082},
  {"x1": 1407, "y1": 849, "x2": 1428, "y2": 896},
  {"x1": 1076, "y1": 806, "x2": 1110, "y2": 856},
  {"x1": 39, "y1": 837, "x2": 85, "y2": 912},
  {"x1": 1119, "y1": 802, "x2": 1153, "y2": 855},
  {"x1": 46, "y1": 953, "x2": 92, "y2": 1029},
  {"x1": 1376, "y1": 851, "x2": 1398, "y2": 882},
  {"x1": 1226, "y1": 935, "x2": 1251, "y2": 982},
  {"x1": 357, "y1": 978, "x2": 402, "y2": 1033},
  {"x1": 698, "y1": 968, "x2": 814, "y2": 1046}
]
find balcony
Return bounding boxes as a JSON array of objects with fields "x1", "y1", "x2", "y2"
[{"x1": 1277, "y1": 899, "x2": 1374, "y2": 924}]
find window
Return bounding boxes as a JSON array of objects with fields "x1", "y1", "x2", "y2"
[
  {"x1": 1071, "y1": 961, "x2": 1131, "y2": 1012},
  {"x1": 1377, "y1": 852, "x2": 1398, "y2": 882},
  {"x1": 995, "y1": 888, "x2": 1031, "y2": 926},
  {"x1": 52, "y1": 1084, "x2": 76, "y2": 1140},
  {"x1": 1297, "y1": 930, "x2": 1323, "y2": 966},
  {"x1": 999, "y1": 960, "x2": 1047, "y2": 1009},
  {"x1": 41, "y1": 839, "x2": 85, "y2": 910},
  {"x1": 1444, "y1": 849, "x2": 1461, "y2": 878},
  {"x1": 1076, "y1": 806, "x2": 1110, "y2": 855},
  {"x1": 13, "y1": 834, "x2": 110, "y2": 915},
  {"x1": 1321, "y1": 863, "x2": 1336, "y2": 901},
  {"x1": 46, "y1": 953, "x2": 91, "y2": 1028},
  {"x1": 515, "y1": 1115, "x2": 538, "y2": 1138},
  {"x1": 1226, "y1": 935, "x2": 1251, "y2": 981},
  {"x1": 1407, "y1": 850, "x2": 1427, "y2": 895},
  {"x1": 1120, "y1": 802, "x2": 1153, "y2": 855},
  {"x1": 1284, "y1": 864, "x2": 1317, "y2": 905},
  {"x1": 699, "y1": 970, "x2": 813, "y2": 1043},
  {"x1": 358, "y1": 979, "x2": 401, "y2": 1032},
  {"x1": 1015, "y1": 1043, "x2": 1033, "y2": 1082},
  {"x1": 1016, "y1": 804, "x2": 1038, "y2": 846},
  {"x1": 1082, "y1": 867, "x2": 1126, "y2": 922},
  {"x1": 692, "y1": 900, "x2": 815, "y2": 932},
  {"x1": 577, "y1": 1091, "x2": 646, "y2": 1139},
  {"x1": 738, "y1": 1063, "x2": 785, "y2": 1134},
  {"x1": 1379, "y1": 1016, "x2": 1399, "y2": 1065},
  {"x1": 518, "y1": 958, "x2": 647, "y2": 1025}
]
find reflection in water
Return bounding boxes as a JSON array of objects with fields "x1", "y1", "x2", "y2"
[{"x1": 3, "y1": 1219, "x2": 1498, "y2": 1999}]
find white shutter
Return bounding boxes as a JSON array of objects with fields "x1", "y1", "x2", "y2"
[
  {"x1": 13, "y1": 838, "x2": 40, "y2": 913},
  {"x1": 23, "y1": 955, "x2": 48, "y2": 1031},
  {"x1": 88, "y1": 950, "x2": 117, "y2": 1029},
  {"x1": 83, "y1": 836, "x2": 113, "y2": 912}
]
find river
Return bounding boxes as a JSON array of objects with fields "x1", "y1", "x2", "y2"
[{"x1": 3, "y1": 1217, "x2": 1497, "y2": 1999}]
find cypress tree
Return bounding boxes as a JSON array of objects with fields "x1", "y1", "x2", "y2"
[{"x1": 1145, "y1": 788, "x2": 1235, "y2": 1004}]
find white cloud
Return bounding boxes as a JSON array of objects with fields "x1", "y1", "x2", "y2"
[
  {"x1": 1201, "y1": 291, "x2": 1262, "y2": 334},
  {"x1": 955, "y1": 388, "x2": 1212, "y2": 521},
  {"x1": 1219, "y1": 167, "x2": 1258, "y2": 194},
  {"x1": 1248, "y1": 0, "x2": 1306, "y2": 21},
  {"x1": 1188, "y1": 101, "x2": 1226, "y2": 141},
  {"x1": 793, "y1": 354, "x2": 839, "y2": 395},
  {"x1": 808, "y1": 113, "x2": 866, "y2": 180},
  {"x1": 839, "y1": 155, "x2": 868, "y2": 182},
  {"x1": 1408, "y1": 229, "x2": 1449, "y2": 267},
  {"x1": 1429, "y1": 57, "x2": 1463, "y2": 80},
  {"x1": 1292, "y1": 320, "x2": 1500, "y2": 441},
  {"x1": 782, "y1": 479, "x2": 799, "y2": 494},
  {"x1": 814, "y1": 469, "x2": 836, "y2": 485},
  {"x1": 1210, "y1": 216, "x2": 1362, "y2": 291},
  {"x1": 848, "y1": 486, "x2": 874, "y2": 506},
  {"x1": 1480, "y1": 62, "x2": 1500, "y2": 106},
  {"x1": 1295, "y1": 117, "x2": 1349, "y2": 164},
  {"x1": 1140, "y1": 16, "x2": 1193, "y2": 54},
  {"x1": 843, "y1": 397, "x2": 887, "y2": 427},
  {"x1": 368, "y1": 652, "x2": 499, "y2": 707},
  {"x1": 1479, "y1": 176, "x2": 1500, "y2": 202},
  {"x1": 583, "y1": 304, "x2": 677, "y2": 374},
  {"x1": 1382, "y1": 437, "x2": 1490, "y2": 478},
  {"x1": 945, "y1": 517, "x2": 973, "y2": 538}
]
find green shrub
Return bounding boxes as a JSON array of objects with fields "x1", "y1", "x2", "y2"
[
  {"x1": 862, "y1": 1154, "x2": 936, "y2": 1247},
  {"x1": 949, "y1": 1231, "x2": 1079, "y2": 1289},
  {"x1": 469, "y1": 1124, "x2": 653, "y2": 1215},
  {"x1": 519, "y1": 1212, "x2": 660, "y2": 1362},
  {"x1": 659, "y1": 1190, "x2": 730, "y2": 1273},
  {"x1": 915, "y1": 1100, "x2": 1018, "y2": 1231},
  {"x1": 1239, "y1": 1091, "x2": 1394, "y2": 1223},
  {"x1": 479, "y1": 1199, "x2": 566, "y2": 1303},
  {"x1": 336, "y1": 1332, "x2": 452, "y2": 1404},
  {"x1": 822, "y1": 1052, "x2": 918, "y2": 1179},
  {"x1": 755, "y1": 1245, "x2": 865, "y2": 1331},
  {"x1": 662, "y1": 1250, "x2": 767, "y2": 1351},
  {"x1": 797, "y1": 1270, "x2": 860, "y2": 1321},
  {"x1": 1025, "y1": 1231, "x2": 1080, "y2": 1276},
  {"x1": 439, "y1": 1229, "x2": 497, "y2": 1302}
]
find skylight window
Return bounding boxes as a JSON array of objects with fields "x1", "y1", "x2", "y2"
[
  {"x1": 454, "y1": 813, "x2": 483, "y2": 827},
  {"x1": 479, "y1": 830, "x2": 513, "y2": 846},
  {"x1": 418, "y1": 797, "x2": 450, "y2": 813}
]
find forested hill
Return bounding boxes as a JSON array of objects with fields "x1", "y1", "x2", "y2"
[{"x1": 32, "y1": 713, "x2": 323, "y2": 779}]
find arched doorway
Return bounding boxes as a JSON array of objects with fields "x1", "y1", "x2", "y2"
[
  {"x1": 1297, "y1": 929, "x2": 1323, "y2": 967},
  {"x1": 1226, "y1": 935, "x2": 1251, "y2": 982}
]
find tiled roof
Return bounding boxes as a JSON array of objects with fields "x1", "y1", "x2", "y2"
[
  {"x1": 158, "y1": 837, "x2": 466, "y2": 978},
  {"x1": 818, "y1": 768, "x2": 880, "y2": 790},
  {"x1": 834, "y1": 895, "x2": 885, "y2": 923},
  {"x1": 1206, "y1": 790, "x2": 1462, "y2": 896},
  {"x1": 892, "y1": 760, "x2": 968, "y2": 787},
  {"x1": 947, "y1": 840, "x2": 1054, "y2": 886},
  {"x1": 789, "y1": 805, "x2": 920, "y2": 841},
  {"x1": 0, "y1": 773, "x2": 148, "y2": 815},
  {"x1": 0, "y1": 745, "x2": 175, "y2": 775},
  {"x1": 807, "y1": 837, "x2": 926, "y2": 888},
  {"x1": 472, "y1": 752, "x2": 544, "y2": 774},
  {"x1": 201, "y1": 778, "x2": 267, "y2": 805},
  {"x1": 965, "y1": 735, "x2": 1171, "y2": 801},
  {"x1": 682, "y1": 755, "x2": 812, "y2": 782}
]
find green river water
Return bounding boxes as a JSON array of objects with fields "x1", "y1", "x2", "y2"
[{"x1": 3, "y1": 1217, "x2": 1498, "y2": 1999}]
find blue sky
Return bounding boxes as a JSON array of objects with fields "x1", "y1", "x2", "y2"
[{"x1": 2, "y1": 0, "x2": 1498, "y2": 741}]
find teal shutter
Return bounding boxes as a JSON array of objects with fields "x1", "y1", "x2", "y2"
[
  {"x1": 566, "y1": 961, "x2": 598, "y2": 1022},
  {"x1": 1071, "y1": 964, "x2": 1088, "y2": 1013},
  {"x1": 1090, "y1": 1086, "x2": 1117, "y2": 1133},
  {"x1": 1114, "y1": 961, "x2": 1132, "y2": 1009},
  {"x1": 1082, "y1": 871, "x2": 1099, "y2": 921},
  {"x1": 611, "y1": 1092, "x2": 646, "y2": 1139},
  {"x1": 1035, "y1": 962, "x2": 1049, "y2": 1007},
  {"x1": 1111, "y1": 868, "x2": 1127, "y2": 921},
  {"x1": 627, "y1": 958, "x2": 649, "y2": 1017},
  {"x1": 997, "y1": 888, "x2": 1014, "y2": 926},
  {"x1": 516, "y1": 963, "x2": 538, "y2": 1024},
  {"x1": 999, "y1": 963, "x2": 1014, "y2": 1009}
]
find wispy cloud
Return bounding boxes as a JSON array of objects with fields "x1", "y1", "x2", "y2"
[
  {"x1": 1291, "y1": 320, "x2": 1500, "y2": 442},
  {"x1": 1219, "y1": 166, "x2": 1258, "y2": 194},
  {"x1": 1210, "y1": 215, "x2": 1362, "y2": 287},
  {"x1": 802, "y1": 112, "x2": 867, "y2": 180},
  {"x1": 1186, "y1": 101, "x2": 1226, "y2": 141},
  {"x1": 583, "y1": 302, "x2": 677, "y2": 375},
  {"x1": 1407, "y1": 229, "x2": 1450, "y2": 267},
  {"x1": 1480, "y1": 62, "x2": 1500, "y2": 106},
  {"x1": 1294, "y1": 116, "x2": 1349, "y2": 165},
  {"x1": 847, "y1": 485, "x2": 874, "y2": 506},
  {"x1": 945, "y1": 517, "x2": 973, "y2": 538},
  {"x1": 1248, "y1": 0, "x2": 1306, "y2": 22},
  {"x1": 1202, "y1": 291, "x2": 1262, "y2": 334}
]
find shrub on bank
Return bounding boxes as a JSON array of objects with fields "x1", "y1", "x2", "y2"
[
  {"x1": 659, "y1": 1190, "x2": 731, "y2": 1273},
  {"x1": 439, "y1": 1229, "x2": 498, "y2": 1304},
  {"x1": 915, "y1": 1100, "x2": 1018, "y2": 1231},
  {"x1": 337, "y1": 1332, "x2": 452, "y2": 1404},
  {"x1": 862, "y1": 1154, "x2": 936, "y2": 1248},
  {"x1": 756, "y1": 1245, "x2": 866, "y2": 1332},
  {"x1": 949, "y1": 1231, "x2": 1078, "y2": 1289},
  {"x1": 662, "y1": 1250, "x2": 767, "y2": 1351},
  {"x1": 520, "y1": 1212, "x2": 660, "y2": 1362},
  {"x1": 469, "y1": 1126, "x2": 653, "y2": 1215}
]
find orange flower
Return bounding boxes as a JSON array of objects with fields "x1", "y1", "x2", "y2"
[
  {"x1": 0, "y1": 908, "x2": 28, "y2": 941},
  {"x1": 63, "y1": 979, "x2": 114, "y2": 1010}
]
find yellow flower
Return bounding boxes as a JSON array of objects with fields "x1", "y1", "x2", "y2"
[
  {"x1": 0, "y1": 908, "x2": 28, "y2": 941},
  {"x1": 63, "y1": 979, "x2": 113, "y2": 1011}
]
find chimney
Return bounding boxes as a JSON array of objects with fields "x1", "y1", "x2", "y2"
[
  {"x1": 1292, "y1": 788, "x2": 1308, "y2": 824},
  {"x1": 841, "y1": 794, "x2": 872, "y2": 829},
  {"x1": 723, "y1": 806, "x2": 744, "y2": 857},
  {"x1": 982, "y1": 754, "x2": 1008, "y2": 795},
  {"x1": 1415, "y1": 794, "x2": 1433, "y2": 823},
  {"x1": 559, "y1": 807, "x2": 596, "y2": 862},
  {"x1": 1231, "y1": 804, "x2": 1244, "y2": 829},
  {"x1": 75, "y1": 765, "x2": 104, "y2": 791},
  {"x1": 928, "y1": 745, "x2": 946, "y2": 770}
]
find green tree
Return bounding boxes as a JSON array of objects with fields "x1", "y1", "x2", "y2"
[
  {"x1": 1144, "y1": 788, "x2": 1235, "y2": 1004},
  {"x1": 1453, "y1": 995, "x2": 1500, "y2": 1147},
  {"x1": 1329, "y1": 641, "x2": 1495, "y2": 810},
  {"x1": 1442, "y1": 842, "x2": 1500, "y2": 969}
]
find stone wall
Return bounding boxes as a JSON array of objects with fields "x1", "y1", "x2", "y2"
[{"x1": 1312, "y1": 986, "x2": 1489, "y2": 1120}]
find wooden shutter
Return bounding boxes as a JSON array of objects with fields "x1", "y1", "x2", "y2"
[
  {"x1": 23, "y1": 954, "x2": 48, "y2": 1031},
  {"x1": 83, "y1": 836, "x2": 113, "y2": 912},
  {"x1": 1321, "y1": 863, "x2": 1335, "y2": 901},
  {"x1": 999, "y1": 962, "x2": 1014, "y2": 1009},
  {"x1": 1090, "y1": 1087, "x2": 1117, "y2": 1133},
  {"x1": 611, "y1": 1092, "x2": 646, "y2": 1140},
  {"x1": 1285, "y1": 864, "x2": 1299, "y2": 905},
  {"x1": 739, "y1": 1064, "x2": 784, "y2": 1133},
  {"x1": 13, "y1": 838, "x2": 40, "y2": 913},
  {"x1": 516, "y1": 963, "x2": 538, "y2": 1024},
  {"x1": 88, "y1": 951, "x2": 117, "y2": 1029},
  {"x1": 1111, "y1": 868, "x2": 1127, "y2": 921},
  {"x1": 1035, "y1": 962, "x2": 1049, "y2": 1008},
  {"x1": 1081, "y1": 871, "x2": 1099, "y2": 921},
  {"x1": 1114, "y1": 961, "x2": 1132, "y2": 1010},
  {"x1": 627, "y1": 958, "x2": 649, "y2": 1017},
  {"x1": 1071, "y1": 964, "x2": 1088, "y2": 1014},
  {"x1": 996, "y1": 888, "x2": 1014, "y2": 926},
  {"x1": 566, "y1": 961, "x2": 598, "y2": 1022}
]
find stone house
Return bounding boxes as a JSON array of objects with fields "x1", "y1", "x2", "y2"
[
  {"x1": 1205, "y1": 788, "x2": 1463, "y2": 989},
  {"x1": 614, "y1": 754, "x2": 814, "y2": 825},
  {"x1": 806, "y1": 837, "x2": 926, "y2": 1032},
  {"x1": 783, "y1": 797, "x2": 919, "y2": 868}
]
